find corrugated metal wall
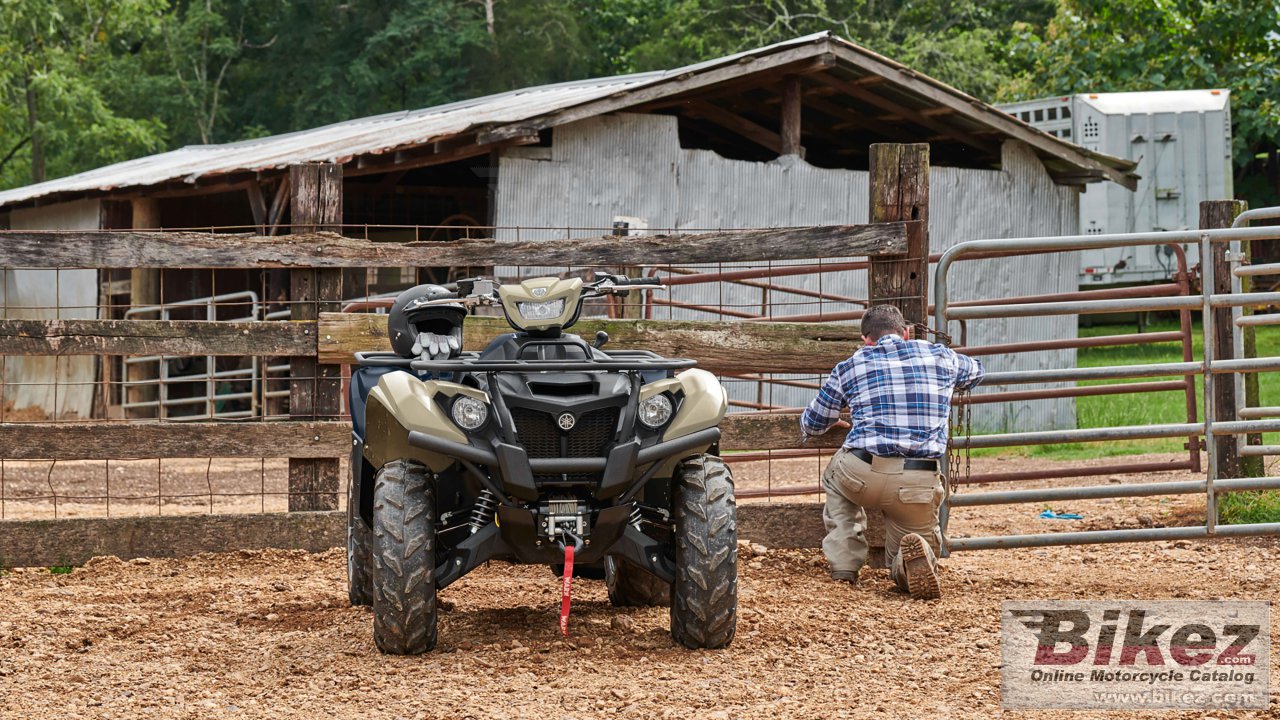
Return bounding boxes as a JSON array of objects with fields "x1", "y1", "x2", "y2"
[
  {"x1": 495, "y1": 114, "x2": 1080, "y2": 431},
  {"x1": 2, "y1": 199, "x2": 101, "y2": 419}
]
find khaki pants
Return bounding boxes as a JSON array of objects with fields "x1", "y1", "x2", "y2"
[{"x1": 821, "y1": 448, "x2": 944, "y2": 590}]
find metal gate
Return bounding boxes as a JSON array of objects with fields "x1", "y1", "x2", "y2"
[
  {"x1": 122, "y1": 292, "x2": 265, "y2": 420},
  {"x1": 936, "y1": 207, "x2": 1280, "y2": 551}
]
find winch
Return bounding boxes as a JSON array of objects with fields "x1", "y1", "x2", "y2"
[{"x1": 539, "y1": 498, "x2": 589, "y2": 538}]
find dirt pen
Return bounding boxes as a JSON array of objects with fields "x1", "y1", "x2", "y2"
[
  {"x1": 2, "y1": 465, "x2": 1278, "y2": 719},
  {"x1": 3, "y1": 151, "x2": 1280, "y2": 717}
]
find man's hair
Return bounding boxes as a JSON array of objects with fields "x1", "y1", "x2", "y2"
[{"x1": 861, "y1": 305, "x2": 907, "y2": 341}]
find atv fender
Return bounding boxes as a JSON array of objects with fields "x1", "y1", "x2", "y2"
[
  {"x1": 363, "y1": 373, "x2": 487, "y2": 473},
  {"x1": 649, "y1": 369, "x2": 728, "y2": 477}
]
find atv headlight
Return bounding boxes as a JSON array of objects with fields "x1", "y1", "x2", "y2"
[
  {"x1": 517, "y1": 299, "x2": 565, "y2": 321},
  {"x1": 450, "y1": 395, "x2": 488, "y2": 431},
  {"x1": 638, "y1": 394, "x2": 673, "y2": 429}
]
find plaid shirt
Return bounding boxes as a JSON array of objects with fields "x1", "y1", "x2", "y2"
[{"x1": 801, "y1": 334, "x2": 984, "y2": 459}]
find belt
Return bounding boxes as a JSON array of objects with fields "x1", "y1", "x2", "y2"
[{"x1": 848, "y1": 447, "x2": 938, "y2": 472}]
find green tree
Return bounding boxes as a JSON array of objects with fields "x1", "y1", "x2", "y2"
[
  {"x1": 1004, "y1": 0, "x2": 1280, "y2": 204},
  {"x1": 585, "y1": 0, "x2": 1056, "y2": 100},
  {"x1": 0, "y1": 0, "x2": 169, "y2": 186},
  {"x1": 157, "y1": 0, "x2": 277, "y2": 144},
  {"x1": 220, "y1": 1, "x2": 487, "y2": 138}
]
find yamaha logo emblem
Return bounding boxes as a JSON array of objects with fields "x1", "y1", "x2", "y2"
[
  {"x1": 531, "y1": 287, "x2": 549, "y2": 297},
  {"x1": 557, "y1": 413, "x2": 576, "y2": 430}
]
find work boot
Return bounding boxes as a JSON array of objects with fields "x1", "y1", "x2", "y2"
[
  {"x1": 830, "y1": 569, "x2": 859, "y2": 585},
  {"x1": 898, "y1": 533, "x2": 940, "y2": 600}
]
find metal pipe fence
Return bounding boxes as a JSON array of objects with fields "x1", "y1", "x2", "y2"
[{"x1": 935, "y1": 211, "x2": 1280, "y2": 551}]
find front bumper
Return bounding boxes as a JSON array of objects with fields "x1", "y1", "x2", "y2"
[{"x1": 406, "y1": 426, "x2": 721, "y2": 501}]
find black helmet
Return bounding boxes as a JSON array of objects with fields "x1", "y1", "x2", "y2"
[{"x1": 387, "y1": 284, "x2": 467, "y2": 359}]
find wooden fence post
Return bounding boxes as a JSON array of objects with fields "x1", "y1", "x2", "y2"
[
  {"x1": 1200, "y1": 200, "x2": 1246, "y2": 482},
  {"x1": 289, "y1": 163, "x2": 343, "y2": 511},
  {"x1": 862, "y1": 143, "x2": 930, "y2": 568},
  {"x1": 868, "y1": 143, "x2": 929, "y2": 324}
]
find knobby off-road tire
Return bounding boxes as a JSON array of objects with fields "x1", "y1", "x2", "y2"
[
  {"x1": 605, "y1": 556, "x2": 670, "y2": 607},
  {"x1": 371, "y1": 459, "x2": 438, "y2": 655},
  {"x1": 347, "y1": 474, "x2": 374, "y2": 607},
  {"x1": 670, "y1": 454, "x2": 737, "y2": 649}
]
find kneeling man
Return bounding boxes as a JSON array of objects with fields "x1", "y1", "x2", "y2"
[{"x1": 801, "y1": 305, "x2": 983, "y2": 598}]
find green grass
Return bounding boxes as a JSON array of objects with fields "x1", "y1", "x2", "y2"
[
  {"x1": 48, "y1": 564, "x2": 74, "y2": 574},
  {"x1": 969, "y1": 320, "x2": 1280, "y2": 523}
]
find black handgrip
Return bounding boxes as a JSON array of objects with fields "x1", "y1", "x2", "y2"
[{"x1": 613, "y1": 276, "x2": 663, "y2": 287}]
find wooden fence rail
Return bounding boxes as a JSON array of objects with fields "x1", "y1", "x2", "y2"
[
  {"x1": 0, "y1": 413, "x2": 834, "y2": 461},
  {"x1": 0, "y1": 223, "x2": 912, "y2": 268},
  {"x1": 318, "y1": 314, "x2": 860, "y2": 374},
  {"x1": 0, "y1": 318, "x2": 315, "y2": 356}
]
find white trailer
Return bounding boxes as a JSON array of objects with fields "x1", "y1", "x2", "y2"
[{"x1": 999, "y1": 90, "x2": 1233, "y2": 284}]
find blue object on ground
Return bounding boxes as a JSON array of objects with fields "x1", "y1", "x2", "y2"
[{"x1": 1039, "y1": 510, "x2": 1084, "y2": 520}]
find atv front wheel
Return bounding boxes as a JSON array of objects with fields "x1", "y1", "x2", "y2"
[
  {"x1": 670, "y1": 454, "x2": 737, "y2": 649},
  {"x1": 371, "y1": 459, "x2": 438, "y2": 655},
  {"x1": 605, "y1": 556, "x2": 670, "y2": 607},
  {"x1": 347, "y1": 473, "x2": 374, "y2": 607}
]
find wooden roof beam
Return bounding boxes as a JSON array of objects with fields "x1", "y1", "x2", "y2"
[
  {"x1": 780, "y1": 76, "x2": 802, "y2": 156},
  {"x1": 484, "y1": 42, "x2": 836, "y2": 143},
  {"x1": 804, "y1": 95, "x2": 917, "y2": 142},
  {"x1": 825, "y1": 45, "x2": 1137, "y2": 189},
  {"x1": 685, "y1": 101, "x2": 789, "y2": 156},
  {"x1": 811, "y1": 71, "x2": 999, "y2": 156},
  {"x1": 877, "y1": 106, "x2": 955, "y2": 122},
  {"x1": 628, "y1": 54, "x2": 837, "y2": 112},
  {"x1": 346, "y1": 132, "x2": 538, "y2": 177}
]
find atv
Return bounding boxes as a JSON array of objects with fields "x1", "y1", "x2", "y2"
[{"x1": 346, "y1": 274, "x2": 737, "y2": 654}]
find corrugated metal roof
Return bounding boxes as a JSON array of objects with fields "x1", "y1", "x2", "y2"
[{"x1": 0, "y1": 32, "x2": 1139, "y2": 209}]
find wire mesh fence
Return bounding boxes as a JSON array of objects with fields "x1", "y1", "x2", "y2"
[
  {"x1": 1, "y1": 223, "x2": 889, "y2": 520},
  {"x1": 0, "y1": 221, "x2": 1212, "y2": 523}
]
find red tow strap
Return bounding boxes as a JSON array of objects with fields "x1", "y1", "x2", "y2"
[{"x1": 559, "y1": 543, "x2": 575, "y2": 636}]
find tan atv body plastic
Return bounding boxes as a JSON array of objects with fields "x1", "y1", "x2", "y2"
[
  {"x1": 365, "y1": 366, "x2": 726, "y2": 480},
  {"x1": 498, "y1": 277, "x2": 584, "y2": 333},
  {"x1": 363, "y1": 372, "x2": 486, "y2": 473}
]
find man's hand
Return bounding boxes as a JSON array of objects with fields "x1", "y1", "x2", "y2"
[{"x1": 799, "y1": 419, "x2": 850, "y2": 446}]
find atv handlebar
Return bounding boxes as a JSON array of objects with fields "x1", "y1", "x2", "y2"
[
  {"x1": 353, "y1": 350, "x2": 697, "y2": 372},
  {"x1": 407, "y1": 354, "x2": 696, "y2": 373}
]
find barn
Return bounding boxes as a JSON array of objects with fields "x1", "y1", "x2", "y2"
[{"x1": 0, "y1": 32, "x2": 1137, "y2": 430}]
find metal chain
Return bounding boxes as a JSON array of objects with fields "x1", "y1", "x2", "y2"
[
  {"x1": 948, "y1": 388, "x2": 972, "y2": 493},
  {"x1": 911, "y1": 322, "x2": 954, "y2": 347},
  {"x1": 923, "y1": 320, "x2": 971, "y2": 493}
]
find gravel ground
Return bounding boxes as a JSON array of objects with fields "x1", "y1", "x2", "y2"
[{"x1": 2, "y1": 457, "x2": 1277, "y2": 720}]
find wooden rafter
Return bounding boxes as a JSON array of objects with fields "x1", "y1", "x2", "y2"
[
  {"x1": 346, "y1": 132, "x2": 538, "y2": 177},
  {"x1": 804, "y1": 95, "x2": 917, "y2": 142},
  {"x1": 825, "y1": 45, "x2": 1137, "y2": 189},
  {"x1": 684, "y1": 101, "x2": 787, "y2": 155},
  {"x1": 245, "y1": 182, "x2": 267, "y2": 228},
  {"x1": 811, "y1": 71, "x2": 1000, "y2": 155},
  {"x1": 780, "y1": 76, "x2": 802, "y2": 156}
]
